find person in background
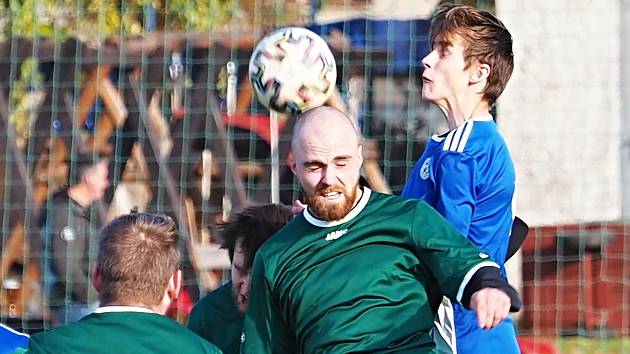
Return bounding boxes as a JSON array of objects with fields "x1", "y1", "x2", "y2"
[
  {"x1": 39, "y1": 156, "x2": 109, "y2": 326},
  {"x1": 188, "y1": 204, "x2": 293, "y2": 354},
  {"x1": 27, "y1": 212, "x2": 223, "y2": 354}
]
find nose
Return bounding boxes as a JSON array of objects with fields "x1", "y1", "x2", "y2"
[
  {"x1": 422, "y1": 50, "x2": 437, "y2": 69},
  {"x1": 321, "y1": 166, "x2": 338, "y2": 187}
]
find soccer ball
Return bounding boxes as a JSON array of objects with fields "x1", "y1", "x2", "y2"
[{"x1": 249, "y1": 27, "x2": 337, "y2": 114}]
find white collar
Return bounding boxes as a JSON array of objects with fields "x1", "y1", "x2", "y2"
[
  {"x1": 93, "y1": 306, "x2": 157, "y2": 314},
  {"x1": 469, "y1": 114, "x2": 494, "y2": 122},
  {"x1": 303, "y1": 187, "x2": 372, "y2": 227},
  {"x1": 431, "y1": 114, "x2": 493, "y2": 141}
]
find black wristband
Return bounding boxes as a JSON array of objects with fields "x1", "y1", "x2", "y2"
[{"x1": 460, "y1": 266, "x2": 522, "y2": 312}]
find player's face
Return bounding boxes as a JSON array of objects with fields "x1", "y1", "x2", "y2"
[
  {"x1": 85, "y1": 161, "x2": 110, "y2": 200},
  {"x1": 231, "y1": 239, "x2": 250, "y2": 313},
  {"x1": 291, "y1": 125, "x2": 363, "y2": 221},
  {"x1": 421, "y1": 36, "x2": 471, "y2": 110}
]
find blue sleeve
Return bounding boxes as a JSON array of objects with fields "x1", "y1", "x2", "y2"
[
  {"x1": 434, "y1": 152, "x2": 477, "y2": 238},
  {"x1": 401, "y1": 160, "x2": 422, "y2": 198}
]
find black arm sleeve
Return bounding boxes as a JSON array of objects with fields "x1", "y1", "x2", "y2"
[{"x1": 460, "y1": 266, "x2": 522, "y2": 312}]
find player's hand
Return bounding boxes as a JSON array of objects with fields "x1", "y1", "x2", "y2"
[
  {"x1": 292, "y1": 200, "x2": 306, "y2": 214},
  {"x1": 470, "y1": 288, "x2": 511, "y2": 329}
]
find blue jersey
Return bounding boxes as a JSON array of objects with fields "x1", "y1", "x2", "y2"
[
  {"x1": 0, "y1": 323, "x2": 29, "y2": 354},
  {"x1": 402, "y1": 115, "x2": 519, "y2": 354}
]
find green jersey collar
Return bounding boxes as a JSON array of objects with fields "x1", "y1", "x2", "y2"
[{"x1": 303, "y1": 187, "x2": 372, "y2": 228}]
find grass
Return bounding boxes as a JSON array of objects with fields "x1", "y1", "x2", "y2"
[{"x1": 542, "y1": 337, "x2": 630, "y2": 354}]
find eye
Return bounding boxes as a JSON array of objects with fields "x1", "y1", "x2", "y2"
[{"x1": 306, "y1": 164, "x2": 321, "y2": 172}]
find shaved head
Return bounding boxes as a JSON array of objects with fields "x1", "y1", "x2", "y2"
[
  {"x1": 292, "y1": 106, "x2": 361, "y2": 152},
  {"x1": 289, "y1": 106, "x2": 364, "y2": 221}
]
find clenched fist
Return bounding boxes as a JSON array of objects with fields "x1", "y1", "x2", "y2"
[{"x1": 470, "y1": 287, "x2": 511, "y2": 329}]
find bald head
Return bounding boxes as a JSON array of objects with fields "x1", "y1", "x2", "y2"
[
  {"x1": 289, "y1": 106, "x2": 364, "y2": 221},
  {"x1": 292, "y1": 106, "x2": 361, "y2": 152}
]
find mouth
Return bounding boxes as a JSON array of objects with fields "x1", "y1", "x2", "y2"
[
  {"x1": 239, "y1": 294, "x2": 248, "y2": 305},
  {"x1": 318, "y1": 190, "x2": 344, "y2": 201},
  {"x1": 422, "y1": 76, "x2": 432, "y2": 84}
]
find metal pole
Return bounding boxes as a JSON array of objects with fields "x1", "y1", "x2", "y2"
[
  {"x1": 622, "y1": 0, "x2": 630, "y2": 218},
  {"x1": 269, "y1": 110, "x2": 280, "y2": 204}
]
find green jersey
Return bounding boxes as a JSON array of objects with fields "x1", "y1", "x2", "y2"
[
  {"x1": 27, "y1": 307, "x2": 223, "y2": 354},
  {"x1": 188, "y1": 281, "x2": 244, "y2": 354},
  {"x1": 242, "y1": 188, "x2": 497, "y2": 354}
]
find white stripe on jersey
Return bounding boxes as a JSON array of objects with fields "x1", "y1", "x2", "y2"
[
  {"x1": 449, "y1": 123, "x2": 466, "y2": 151},
  {"x1": 456, "y1": 121, "x2": 474, "y2": 152},
  {"x1": 443, "y1": 130, "x2": 455, "y2": 151},
  {"x1": 442, "y1": 121, "x2": 475, "y2": 152},
  {"x1": 456, "y1": 261, "x2": 500, "y2": 303}
]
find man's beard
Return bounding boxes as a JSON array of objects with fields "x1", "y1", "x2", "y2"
[{"x1": 305, "y1": 183, "x2": 358, "y2": 221}]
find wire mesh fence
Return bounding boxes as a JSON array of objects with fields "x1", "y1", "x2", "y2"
[{"x1": 0, "y1": 1, "x2": 629, "y2": 352}]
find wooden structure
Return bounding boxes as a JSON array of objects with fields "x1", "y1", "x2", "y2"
[
  {"x1": 0, "y1": 33, "x2": 392, "y2": 322},
  {"x1": 520, "y1": 222, "x2": 630, "y2": 337}
]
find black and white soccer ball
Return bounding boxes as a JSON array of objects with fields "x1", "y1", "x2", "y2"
[{"x1": 249, "y1": 27, "x2": 337, "y2": 114}]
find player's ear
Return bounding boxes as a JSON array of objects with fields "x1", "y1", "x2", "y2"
[
  {"x1": 357, "y1": 144, "x2": 364, "y2": 166},
  {"x1": 167, "y1": 269, "x2": 182, "y2": 301},
  {"x1": 91, "y1": 264, "x2": 102, "y2": 293},
  {"x1": 288, "y1": 151, "x2": 297, "y2": 174},
  {"x1": 469, "y1": 62, "x2": 490, "y2": 85}
]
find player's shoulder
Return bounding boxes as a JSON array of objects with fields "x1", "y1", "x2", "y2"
[
  {"x1": 190, "y1": 282, "x2": 234, "y2": 320},
  {"x1": 371, "y1": 190, "x2": 432, "y2": 217},
  {"x1": 27, "y1": 323, "x2": 84, "y2": 353},
  {"x1": 439, "y1": 117, "x2": 505, "y2": 155},
  {"x1": 255, "y1": 216, "x2": 306, "y2": 263}
]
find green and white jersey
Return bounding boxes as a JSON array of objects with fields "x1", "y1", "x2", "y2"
[
  {"x1": 27, "y1": 306, "x2": 223, "y2": 354},
  {"x1": 242, "y1": 187, "x2": 497, "y2": 354},
  {"x1": 188, "y1": 281, "x2": 244, "y2": 354}
]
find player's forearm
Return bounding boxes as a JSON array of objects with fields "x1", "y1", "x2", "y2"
[{"x1": 460, "y1": 266, "x2": 521, "y2": 312}]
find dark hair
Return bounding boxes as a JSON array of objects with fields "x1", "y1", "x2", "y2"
[
  {"x1": 67, "y1": 155, "x2": 108, "y2": 185},
  {"x1": 430, "y1": 4, "x2": 514, "y2": 106},
  {"x1": 218, "y1": 204, "x2": 293, "y2": 269},
  {"x1": 97, "y1": 212, "x2": 180, "y2": 306}
]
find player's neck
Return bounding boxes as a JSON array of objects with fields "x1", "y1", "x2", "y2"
[
  {"x1": 101, "y1": 300, "x2": 165, "y2": 314},
  {"x1": 441, "y1": 97, "x2": 490, "y2": 130}
]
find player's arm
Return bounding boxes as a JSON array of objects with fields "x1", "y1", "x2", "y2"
[
  {"x1": 461, "y1": 267, "x2": 521, "y2": 328},
  {"x1": 401, "y1": 158, "x2": 425, "y2": 198},
  {"x1": 410, "y1": 202, "x2": 520, "y2": 328},
  {"x1": 241, "y1": 254, "x2": 295, "y2": 354},
  {"x1": 433, "y1": 152, "x2": 476, "y2": 237}
]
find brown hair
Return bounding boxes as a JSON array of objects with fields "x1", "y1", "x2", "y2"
[
  {"x1": 96, "y1": 212, "x2": 180, "y2": 306},
  {"x1": 430, "y1": 4, "x2": 514, "y2": 106},
  {"x1": 218, "y1": 204, "x2": 293, "y2": 269}
]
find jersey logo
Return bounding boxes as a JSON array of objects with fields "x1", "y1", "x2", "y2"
[
  {"x1": 420, "y1": 157, "x2": 431, "y2": 180},
  {"x1": 325, "y1": 229, "x2": 348, "y2": 241}
]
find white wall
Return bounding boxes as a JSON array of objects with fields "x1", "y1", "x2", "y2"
[{"x1": 497, "y1": 0, "x2": 622, "y2": 226}]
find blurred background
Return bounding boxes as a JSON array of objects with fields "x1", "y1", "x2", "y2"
[{"x1": 0, "y1": 0, "x2": 628, "y2": 352}]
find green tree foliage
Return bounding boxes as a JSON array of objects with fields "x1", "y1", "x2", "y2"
[
  {"x1": 9, "y1": 58, "x2": 44, "y2": 146},
  {"x1": 0, "y1": 0, "x2": 235, "y2": 42}
]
